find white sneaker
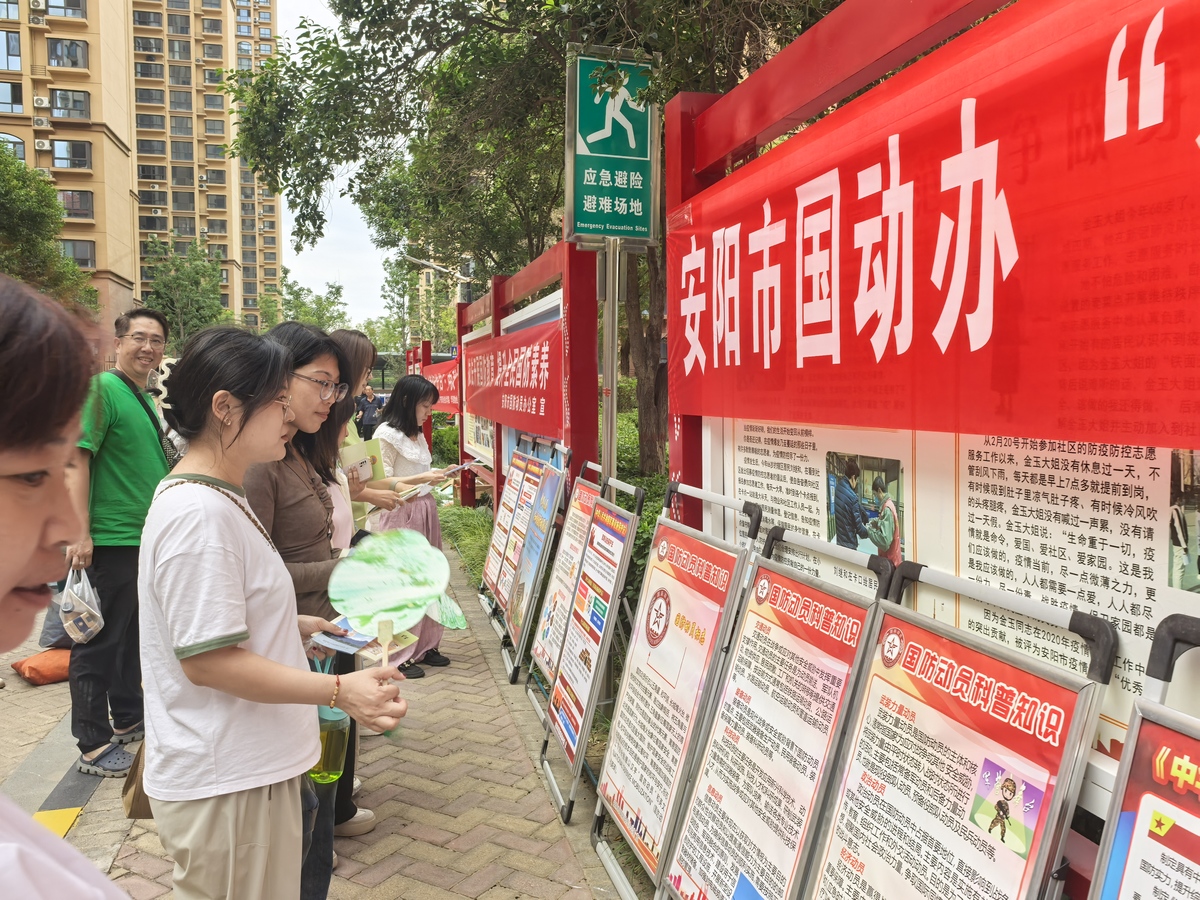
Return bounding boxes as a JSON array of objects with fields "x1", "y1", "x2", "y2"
[
  {"x1": 352, "y1": 777, "x2": 362, "y2": 797},
  {"x1": 333, "y1": 808, "x2": 376, "y2": 837}
]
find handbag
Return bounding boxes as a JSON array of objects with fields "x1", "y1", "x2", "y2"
[
  {"x1": 122, "y1": 742, "x2": 153, "y2": 819},
  {"x1": 109, "y1": 368, "x2": 182, "y2": 471}
]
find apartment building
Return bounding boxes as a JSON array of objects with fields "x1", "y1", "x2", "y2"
[
  {"x1": 0, "y1": 0, "x2": 280, "y2": 331},
  {"x1": 0, "y1": 0, "x2": 136, "y2": 327}
]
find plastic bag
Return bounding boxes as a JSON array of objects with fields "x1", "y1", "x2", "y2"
[
  {"x1": 38, "y1": 593, "x2": 74, "y2": 649},
  {"x1": 60, "y1": 569, "x2": 104, "y2": 644}
]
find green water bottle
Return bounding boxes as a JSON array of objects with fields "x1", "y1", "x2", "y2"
[{"x1": 310, "y1": 704, "x2": 350, "y2": 784}]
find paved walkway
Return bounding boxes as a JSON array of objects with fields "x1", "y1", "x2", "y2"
[{"x1": 2, "y1": 551, "x2": 626, "y2": 899}]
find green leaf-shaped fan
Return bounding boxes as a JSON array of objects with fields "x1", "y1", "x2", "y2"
[
  {"x1": 429, "y1": 593, "x2": 468, "y2": 629},
  {"x1": 328, "y1": 530, "x2": 450, "y2": 635}
]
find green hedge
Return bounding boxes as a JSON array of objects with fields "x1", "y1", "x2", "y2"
[
  {"x1": 431, "y1": 425, "x2": 460, "y2": 469},
  {"x1": 439, "y1": 504, "x2": 493, "y2": 584}
]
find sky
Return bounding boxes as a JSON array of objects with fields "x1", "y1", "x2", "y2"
[{"x1": 276, "y1": 0, "x2": 389, "y2": 321}]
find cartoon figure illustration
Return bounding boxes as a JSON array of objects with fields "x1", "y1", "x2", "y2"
[
  {"x1": 586, "y1": 73, "x2": 645, "y2": 150},
  {"x1": 988, "y1": 777, "x2": 1018, "y2": 843}
]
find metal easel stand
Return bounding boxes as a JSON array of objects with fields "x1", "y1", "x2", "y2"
[
  {"x1": 760, "y1": 524, "x2": 894, "y2": 601},
  {"x1": 591, "y1": 483, "x2": 762, "y2": 900},
  {"x1": 1142, "y1": 613, "x2": 1200, "y2": 704},
  {"x1": 479, "y1": 437, "x2": 537, "y2": 625},
  {"x1": 888, "y1": 560, "x2": 1118, "y2": 900},
  {"x1": 501, "y1": 442, "x2": 572, "y2": 684}
]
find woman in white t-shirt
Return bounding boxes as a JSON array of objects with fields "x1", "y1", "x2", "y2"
[
  {"x1": 141, "y1": 326, "x2": 408, "y2": 900},
  {"x1": 0, "y1": 275, "x2": 129, "y2": 897}
]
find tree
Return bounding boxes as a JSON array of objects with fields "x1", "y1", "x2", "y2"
[
  {"x1": 0, "y1": 145, "x2": 97, "y2": 308},
  {"x1": 141, "y1": 235, "x2": 226, "y2": 353},
  {"x1": 276, "y1": 266, "x2": 350, "y2": 331}
]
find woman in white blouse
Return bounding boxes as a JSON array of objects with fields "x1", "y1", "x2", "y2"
[{"x1": 373, "y1": 375, "x2": 449, "y2": 675}]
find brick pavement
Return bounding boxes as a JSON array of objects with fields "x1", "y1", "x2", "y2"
[{"x1": 98, "y1": 550, "x2": 626, "y2": 899}]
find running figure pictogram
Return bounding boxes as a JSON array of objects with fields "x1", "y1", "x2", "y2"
[{"x1": 586, "y1": 73, "x2": 645, "y2": 150}]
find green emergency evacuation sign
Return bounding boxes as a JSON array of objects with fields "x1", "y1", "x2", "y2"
[{"x1": 565, "y1": 48, "x2": 659, "y2": 245}]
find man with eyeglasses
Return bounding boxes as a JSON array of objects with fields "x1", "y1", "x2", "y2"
[{"x1": 64, "y1": 309, "x2": 172, "y2": 778}]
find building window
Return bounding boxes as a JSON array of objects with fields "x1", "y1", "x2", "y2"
[
  {"x1": 243, "y1": 282, "x2": 257, "y2": 296},
  {"x1": 204, "y1": 119, "x2": 224, "y2": 136},
  {"x1": 241, "y1": 217, "x2": 255, "y2": 231},
  {"x1": 61, "y1": 240, "x2": 95, "y2": 268},
  {"x1": 169, "y1": 65, "x2": 191, "y2": 86},
  {"x1": 1, "y1": 32, "x2": 20, "y2": 72},
  {"x1": 258, "y1": 43, "x2": 271, "y2": 54},
  {"x1": 166, "y1": 0, "x2": 190, "y2": 8},
  {"x1": 203, "y1": 69, "x2": 221, "y2": 85},
  {"x1": 259, "y1": 11, "x2": 271, "y2": 22},
  {"x1": 134, "y1": 63, "x2": 163, "y2": 79},
  {"x1": 48, "y1": 0, "x2": 86, "y2": 18},
  {"x1": 243, "y1": 265, "x2": 257, "y2": 279},
  {"x1": 0, "y1": 1, "x2": 16, "y2": 19},
  {"x1": 169, "y1": 90, "x2": 191, "y2": 111},
  {"x1": 203, "y1": 43, "x2": 222, "y2": 59},
  {"x1": 244, "y1": 298, "x2": 259, "y2": 309},
  {"x1": 0, "y1": 132, "x2": 23, "y2": 160},
  {"x1": 261, "y1": 204, "x2": 274, "y2": 215},
  {"x1": 0, "y1": 81, "x2": 20, "y2": 114},
  {"x1": 170, "y1": 140, "x2": 193, "y2": 160},
  {"x1": 206, "y1": 194, "x2": 226, "y2": 210},
  {"x1": 139, "y1": 189, "x2": 167, "y2": 205},
  {"x1": 241, "y1": 234, "x2": 255, "y2": 247},
  {"x1": 136, "y1": 114, "x2": 165, "y2": 130},
  {"x1": 132, "y1": 11, "x2": 161, "y2": 27},
  {"x1": 137, "y1": 164, "x2": 166, "y2": 180},
  {"x1": 172, "y1": 240, "x2": 192, "y2": 255},
  {"x1": 240, "y1": 187, "x2": 254, "y2": 200},
  {"x1": 50, "y1": 89, "x2": 90, "y2": 119},
  {"x1": 137, "y1": 139, "x2": 166, "y2": 155},
  {"x1": 237, "y1": 57, "x2": 252, "y2": 70},
  {"x1": 261, "y1": 220, "x2": 275, "y2": 231},
  {"x1": 236, "y1": 24, "x2": 251, "y2": 36},
  {"x1": 48, "y1": 39, "x2": 89, "y2": 68},
  {"x1": 170, "y1": 115, "x2": 192, "y2": 136},
  {"x1": 172, "y1": 191, "x2": 194, "y2": 211},
  {"x1": 139, "y1": 215, "x2": 168, "y2": 231},
  {"x1": 167, "y1": 40, "x2": 190, "y2": 61},
  {"x1": 204, "y1": 94, "x2": 224, "y2": 110},
  {"x1": 262, "y1": 236, "x2": 276, "y2": 247},
  {"x1": 201, "y1": 0, "x2": 219, "y2": 8},
  {"x1": 243, "y1": 312, "x2": 258, "y2": 326},
  {"x1": 205, "y1": 168, "x2": 225, "y2": 185},
  {"x1": 263, "y1": 267, "x2": 277, "y2": 278},
  {"x1": 167, "y1": 14, "x2": 189, "y2": 34},
  {"x1": 133, "y1": 37, "x2": 162, "y2": 54},
  {"x1": 240, "y1": 169, "x2": 254, "y2": 184},
  {"x1": 208, "y1": 244, "x2": 226, "y2": 259},
  {"x1": 59, "y1": 190, "x2": 93, "y2": 219},
  {"x1": 259, "y1": 27, "x2": 271, "y2": 38},
  {"x1": 134, "y1": 88, "x2": 163, "y2": 106},
  {"x1": 171, "y1": 165, "x2": 193, "y2": 185},
  {"x1": 175, "y1": 216, "x2": 196, "y2": 236},
  {"x1": 220, "y1": 268, "x2": 228, "y2": 284},
  {"x1": 241, "y1": 250, "x2": 256, "y2": 263},
  {"x1": 205, "y1": 144, "x2": 224, "y2": 159},
  {"x1": 202, "y1": 18, "x2": 221, "y2": 34},
  {"x1": 219, "y1": 294, "x2": 229, "y2": 308},
  {"x1": 263, "y1": 251, "x2": 276, "y2": 262},
  {"x1": 206, "y1": 218, "x2": 226, "y2": 233},
  {"x1": 52, "y1": 140, "x2": 91, "y2": 168},
  {"x1": 240, "y1": 202, "x2": 255, "y2": 216},
  {"x1": 237, "y1": 41, "x2": 251, "y2": 54}
]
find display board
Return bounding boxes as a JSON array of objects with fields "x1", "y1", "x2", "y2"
[
  {"x1": 1090, "y1": 700, "x2": 1200, "y2": 900},
  {"x1": 596, "y1": 519, "x2": 747, "y2": 880},
  {"x1": 424, "y1": 357, "x2": 461, "y2": 414},
  {"x1": 664, "y1": 564, "x2": 877, "y2": 900},
  {"x1": 462, "y1": 320, "x2": 565, "y2": 439},
  {"x1": 547, "y1": 500, "x2": 638, "y2": 769},
  {"x1": 806, "y1": 603, "x2": 1099, "y2": 900},
  {"x1": 496, "y1": 457, "x2": 546, "y2": 609},
  {"x1": 504, "y1": 462, "x2": 567, "y2": 658},
  {"x1": 483, "y1": 453, "x2": 530, "y2": 594},
  {"x1": 531, "y1": 477, "x2": 603, "y2": 682}
]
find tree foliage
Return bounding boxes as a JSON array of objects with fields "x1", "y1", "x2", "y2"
[
  {"x1": 276, "y1": 266, "x2": 351, "y2": 332},
  {"x1": 141, "y1": 236, "x2": 226, "y2": 353},
  {"x1": 0, "y1": 145, "x2": 98, "y2": 308}
]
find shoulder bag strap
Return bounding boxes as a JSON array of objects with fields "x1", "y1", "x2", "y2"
[{"x1": 108, "y1": 369, "x2": 180, "y2": 469}]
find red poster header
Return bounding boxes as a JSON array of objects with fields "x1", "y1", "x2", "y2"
[
  {"x1": 462, "y1": 321, "x2": 564, "y2": 438},
  {"x1": 649, "y1": 521, "x2": 740, "y2": 607},
  {"x1": 423, "y1": 358, "x2": 460, "y2": 414},
  {"x1": 750, "y1": 567, "x2": 866, "y2": 667},
  {"x1": 667, "y1": 0, "x2": 1200, "y2": 447}
]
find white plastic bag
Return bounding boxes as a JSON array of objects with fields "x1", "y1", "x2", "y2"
[{"x1": 60, "y1": 569, "x2": 104, "y2": 644}]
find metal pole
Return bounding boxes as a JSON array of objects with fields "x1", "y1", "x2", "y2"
[{"x1": 601, "y1": 236, "x2": 621, "y2": 494}]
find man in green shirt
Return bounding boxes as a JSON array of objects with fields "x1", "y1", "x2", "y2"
[{"x1": 65, "y1": 309, "x2": 171, "y2": 777}]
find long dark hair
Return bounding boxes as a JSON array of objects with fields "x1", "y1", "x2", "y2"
[
  {"x1": 329, "y1": 329, "x2": 376, "y2": 392},
  {"x1": 162, "y1": 326, "x2": 291, "y2": 443},
  {"x1": 381, "y1": 374, "x2": 439, "y2": 439},
  {"x1": 0, "y1": 275, "x2": 95, "y2": 451},
  {"x1": 267, "y1": 321, "x2": 348, "y2": 482}
]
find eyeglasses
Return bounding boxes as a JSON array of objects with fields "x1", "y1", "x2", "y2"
[
  {"x1": 292, "y1": 372, "x2": 349, "y2": 402},
  {"x1": 119, "y1": 332, "x2": 166, "y2": 350},
  {"x1": 274, "y1": 395, "x2": 292, "y2": 412}
]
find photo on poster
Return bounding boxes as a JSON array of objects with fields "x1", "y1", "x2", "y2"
[
  {"x1": 825, "y1": 451, "x2": 905, "y2": 562},
  {"x1": 1169, "y1": 449, "x2": 1200, "y2": 592},
  {"x1": 968, "y1": 757, "x2": 1047, "y2": 860}
]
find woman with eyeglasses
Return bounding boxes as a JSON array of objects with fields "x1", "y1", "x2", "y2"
[
  {"x1": 139, "y1": 326, "x2": 406, "y2": 900},
  {"x1": 0, "y1": 275, "x2": 130, "y2": 897}
]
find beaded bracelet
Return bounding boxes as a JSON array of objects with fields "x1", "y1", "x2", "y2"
[{"x1": 329, "y1": 673, "x2": 341, "y2": 708}]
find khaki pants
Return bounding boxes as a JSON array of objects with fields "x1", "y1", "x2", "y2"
[{"x1": 151, "y1": 777, "x2": 303, "y2": 900}]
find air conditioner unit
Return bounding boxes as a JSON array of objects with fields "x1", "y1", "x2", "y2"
[
  {"x1": 29, "y1": 0, "x2": 46, "y2": 10},
  {"x1": 150, "y1": 183, "x2": 159, "y2": 190},
  {"x1": 195, "y1": 58, "x2": 203, "y2": 64},
  {"x1": 32, "y1": 96, "x2": 51, "y2": 108},
  {"x1": 34, "y1": 138, "x2": 52, "y2": 151},
  {"x1": 198, "y1": 174, "x2": 207, "y2": 182},
  {"x1": 198, "y1": 183, "x2": 206, "y2": 190},
  {"x1": 199, "y1": 227, "x2": 208, "y2": 235},
  {"x1": 29, "y1": 14, "x2": 46, "y2": 25},
  {"x1": 153, "y1": 208, "x2": 162, "y2": 216},
  {"x1": 32, "y1": 117, "x2": 51, "y2": 128}
]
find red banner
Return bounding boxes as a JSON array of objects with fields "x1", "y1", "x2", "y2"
[
  {"x1": 667, "y1": 0, "x2": 1200, "y2": 446},
  {"x1": 462, "y1": 320, "x2": 564, "y2": 438},
  {"x1": 423, "y1": 358, "x2": 460, "y2": 413}
]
